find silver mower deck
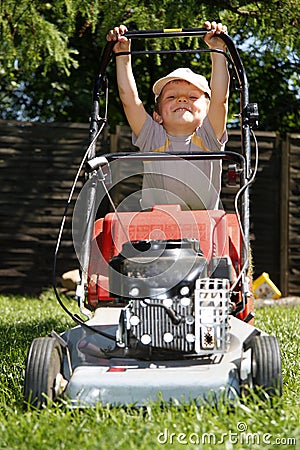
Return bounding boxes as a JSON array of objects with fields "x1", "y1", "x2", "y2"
[{"x1": 61, "y1": 307, "x2": 263, "y2": 407}]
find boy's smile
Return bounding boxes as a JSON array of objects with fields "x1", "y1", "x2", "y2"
[{"x1": 154, "y1": 80, "x2": 209, "y2": 136}]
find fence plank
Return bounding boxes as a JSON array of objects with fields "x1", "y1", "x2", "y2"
[{"x1": 285, "y1": 134, "x2": 300, "y2": 295}]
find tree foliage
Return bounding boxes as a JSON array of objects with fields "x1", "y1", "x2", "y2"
[{"x1": 0, "y1": 0, "x2": 299, "y2": 135}]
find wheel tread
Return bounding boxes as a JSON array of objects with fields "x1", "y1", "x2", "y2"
[
  {"x1": 24, "y1": 337, "x2": 63, "y2": 407},
  {"x1": 251, "y1": 335, "x2": 282, "y2": 395}
]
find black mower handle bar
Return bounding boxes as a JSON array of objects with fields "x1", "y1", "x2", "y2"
[
  {"x1": 99, "y1": 28, "x2": 247, "y2": 93},
  {"x1": 92, "y1": 26, "x2": 250, "y2": 170},
  {"x1": 92, "y1": 27, "x2": 249, "y2": 162},
  {"x1": 103, "y1": 150, "x2": 245, "y2": 165},
  {"x1": 125, "y1": 27, "x2": 210, "y2": 39},
  {"x1": 86, "y1": 151, "x2": 246, "y2": 176}
]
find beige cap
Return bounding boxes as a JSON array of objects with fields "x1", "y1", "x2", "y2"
[{"x1": 153, "y1": 67, "x2": 211, "y2": 100}]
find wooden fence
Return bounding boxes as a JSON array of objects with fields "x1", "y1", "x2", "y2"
[
  {"x1": 280, "y1": 133, "x2": 300, "y2": 295},
  {"x1": 0, "y1": 120, "x2": 299, "y2": 296},
  {"x1": 0, "y1": 121, "x2": 89, "y2": 294}
]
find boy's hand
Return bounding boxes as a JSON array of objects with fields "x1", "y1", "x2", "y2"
[
  {"x1": 106, "y1": 25, "x2": 130, "y2": 53},
  {"x1": 204, "y1": 21, "x2": 227, "y2": 50}
]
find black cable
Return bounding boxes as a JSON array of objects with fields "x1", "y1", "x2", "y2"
[
  {"x1": 230, "y1": 127, "x2": 259, "y2": 293},
  {"x1": 52, "y1": 117, "x2": 117, "y2": 343},
  {"x1": 141, "y1": 300, "x2": 181, "y2": 325}
]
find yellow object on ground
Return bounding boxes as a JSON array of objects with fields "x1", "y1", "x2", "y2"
[{"x1": 253, "y1": 272, "x2": 282, "y2": 299}]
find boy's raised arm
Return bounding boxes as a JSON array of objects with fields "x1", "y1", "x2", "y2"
[
  {"x1": 204, "y1": 21, "x2": 230, "y2": 141},
  {"x1": 107, "y1": 23, "x2": 229, "y2": 141},
  {"x1": 107, "y1": 25, "x2": 147, "y2": 137}
]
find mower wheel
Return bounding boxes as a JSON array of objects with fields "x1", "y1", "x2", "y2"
[
  {"x1": 24, "y1": 336, "x2": 63, "y2": 407},
  {"x1": 250, "y1": 335, "x2": 282, "y2": 396}
]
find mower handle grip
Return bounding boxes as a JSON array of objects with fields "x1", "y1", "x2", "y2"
[
  {"x1": 124, "y1": 27, "x2": 235, "y2": 51},
  {"x1": 124, "y1": 27, "x2": 208, "y2": 39}
]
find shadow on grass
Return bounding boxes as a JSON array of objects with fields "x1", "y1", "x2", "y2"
[{"x1": 0, "y1": 318, "x2": 72, "y2": 350}]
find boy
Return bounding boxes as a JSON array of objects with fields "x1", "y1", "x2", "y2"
[{"x1": 107, "y1": 21, "x2": 229, "y2": 210}]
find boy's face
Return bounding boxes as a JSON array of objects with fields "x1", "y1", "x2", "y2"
[{"x1": 154, "y1": 80, "x2": 209, "y2": 136}]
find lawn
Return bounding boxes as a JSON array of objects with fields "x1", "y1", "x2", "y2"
[{"x1": 0, "y1": 292, "x2": 299, "y2": 449}]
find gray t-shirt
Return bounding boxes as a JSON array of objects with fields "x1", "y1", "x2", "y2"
[{"x1": 132, "y1": 114, "x2": 227, "y2": 210}]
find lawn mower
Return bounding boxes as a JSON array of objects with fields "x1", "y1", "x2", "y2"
[{"x1": 24, "y1": 27, "x2": 282, "y2": 407}]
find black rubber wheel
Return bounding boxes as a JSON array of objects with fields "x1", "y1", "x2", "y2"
[
  {"x1": 24, "y1": 337, "x2": 63, "y2": 407},
  {"x1": 250, "y1": 335, "x2": 282, "y2": 395}
]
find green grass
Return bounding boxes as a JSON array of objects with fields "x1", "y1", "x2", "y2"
[{"x1": 0, "y1": 292, "x2": 299, "y2": 449}]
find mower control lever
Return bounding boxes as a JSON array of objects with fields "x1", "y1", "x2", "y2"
[
  {"x1": 243, "y1": 103, "x2": 259, "y2": 128},
  {"x1": 86, "y1": 156, "x2": 109, "y2": 172}
]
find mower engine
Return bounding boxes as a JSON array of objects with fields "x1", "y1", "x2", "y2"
[{"x1": 109, "y1": 239, "x2": 231, "y2": 358}]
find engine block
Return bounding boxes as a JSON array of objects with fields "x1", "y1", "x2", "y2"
[{"x1": 120, "y1": 278, "x2": 230, "y2": 355}]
